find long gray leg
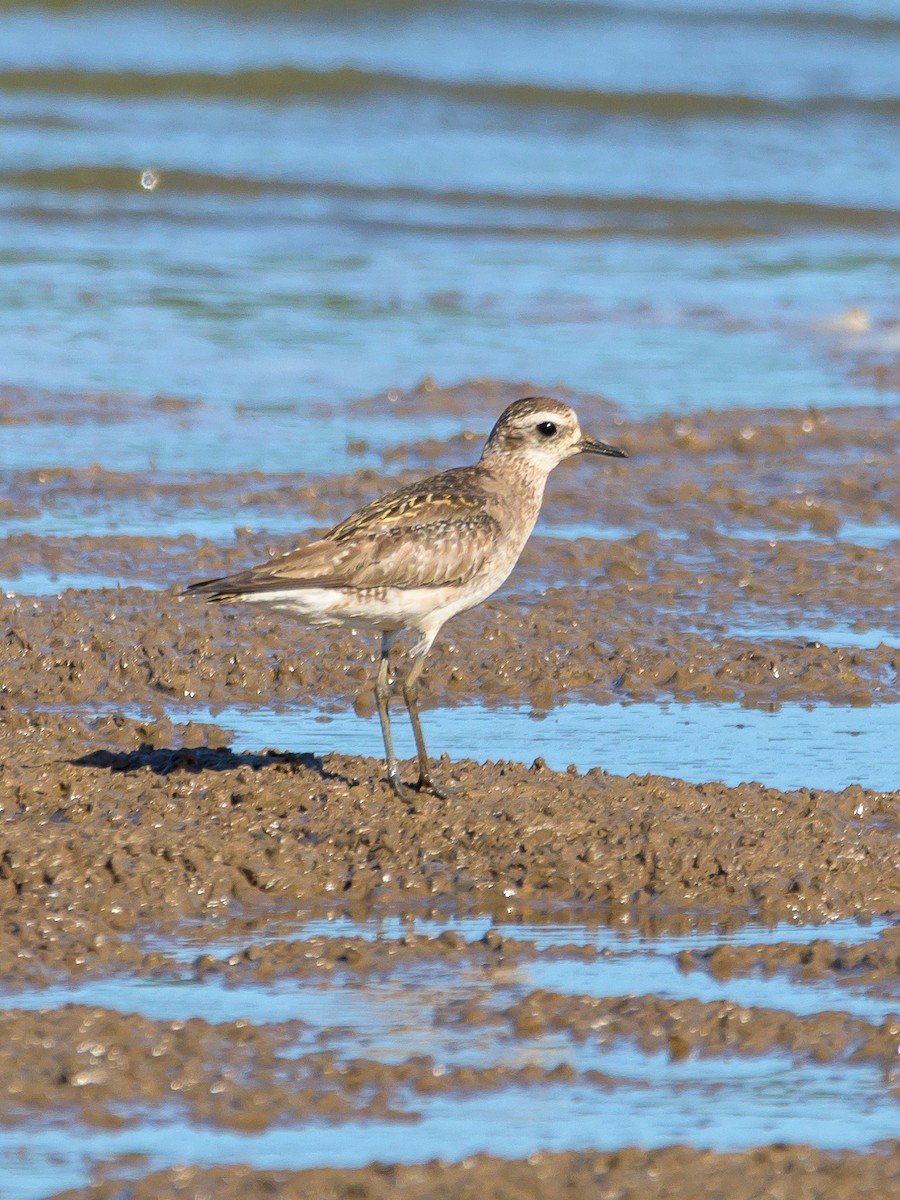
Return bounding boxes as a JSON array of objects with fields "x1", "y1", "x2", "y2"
[
  {"x1": 374, "y1": 632, "x2": 415, "y2": 799},
  {"x1": 402, "y1": 650, "x2": 460, "y2": 800}
]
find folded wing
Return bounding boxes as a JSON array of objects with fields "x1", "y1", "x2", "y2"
[{"x1": 187, "y1": 484, "x2": 504, "y2": 600}]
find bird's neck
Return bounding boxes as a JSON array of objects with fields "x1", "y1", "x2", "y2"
[{"x1": 479, "y1": 449, "x2": 552, "y2": 520}]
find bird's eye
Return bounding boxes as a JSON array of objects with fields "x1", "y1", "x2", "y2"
[{"x1": 536, "y1": 421, "x2": 557, "y2": 438}]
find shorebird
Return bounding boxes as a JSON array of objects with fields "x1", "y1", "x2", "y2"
[{"x1": 186, "y1": 397, "x2": 627, "y2": 799}]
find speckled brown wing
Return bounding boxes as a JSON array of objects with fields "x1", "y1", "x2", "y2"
[
  {"x1": 327, "y1": 466, "x2": 487, "y2": 542},
  {"x1": 187, "y1": 467, "x2": 502, "y2": 598}
]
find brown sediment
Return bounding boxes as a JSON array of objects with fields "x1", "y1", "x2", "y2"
[
  {"x1": 0, "y1": 384, "x2": 200, "y2": 427},
  {"x1": 0, "y1": 569, "x2": 897, "y2": 716},
  {"x1": 3, "y1": 394, "x2": 898, "y2": 535},
  {"x1": 434, "y1": 990, "x2": 900, "y2": 1069},
  {"x1": 0, "y1": 1004, "x2": 604, "y2": 1131},
  {"x1": 44, "y1": 1145, "x2": 900, "y2": 1200},
  {"x1": 0, "y1": 709, "x2": 897, "y2": 984},
  {"x1": 2, "y1": 383, "x2": 899, "y2": 1190},
  {"x1": 172, "y1": 928, "x2": 598, "y2": 984},
  {"x1": 0, "y1": 995, "x2": 894, "y2": 1133},
  {"x1": 678, "y1": 926, "x2": 900, "y2": 995},
  {"x1": 2, "y1": 394, "x2": 897, "y2": 712},
  {"x1": 176, "y1": 928, "x2": 900, "y2": 1021},
  {"x1": 114, "y1": 935, "x2": 900, "y2": 1068}
]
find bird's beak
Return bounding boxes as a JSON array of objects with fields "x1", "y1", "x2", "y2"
[{"x1": 579, "y1": 432, "x2": 628, "y2": 459}]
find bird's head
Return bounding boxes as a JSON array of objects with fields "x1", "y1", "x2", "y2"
[{"x1": 482, "y1": 396, "x2": 627, "y2": 474}]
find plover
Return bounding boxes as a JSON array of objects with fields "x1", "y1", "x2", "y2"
[{"x1": 186, "y1": 397, "x2": 627, "y2": 798}]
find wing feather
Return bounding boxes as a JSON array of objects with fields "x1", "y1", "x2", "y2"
[{"x1": 186, "y1": 467, "x2": 500, "y2": 599}]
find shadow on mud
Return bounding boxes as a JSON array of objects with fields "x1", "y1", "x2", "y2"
[{"x1": 73, "y1": 744, "x2": 328, "y2": 777}]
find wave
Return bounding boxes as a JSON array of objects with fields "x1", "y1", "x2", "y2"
[
  {"x1": 4, "y1": 165, "x2": 899, "y2": 236},
  {"x1": 2, "y1": 66, "x2": 898, "y2": 118}
]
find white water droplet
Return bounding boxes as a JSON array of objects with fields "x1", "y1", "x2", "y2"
[{"x1": 140, "y1": 169, "x2": 160, "y2": 191}]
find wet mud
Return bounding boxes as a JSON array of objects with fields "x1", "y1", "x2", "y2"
[
  {"x1": 1, "y1": 382, "x2": 898, "y2": 1195},
  {"x1": 679, "y1": 927, "x2": 900, "y2": 997},
  {"x1": 2, "y1": 572, "x2": 898, "y2": 716},
  {"x1": 46, "y1": 1146, "x2": 900, "y2": 1200},
  {"x1": 2, "y1": 709, "x2": 898, "y2": 953},
  {"x1": 16, "y1": 990, "x2": 892, "y2": 1137}
]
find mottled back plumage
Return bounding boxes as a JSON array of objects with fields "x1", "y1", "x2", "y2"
[{"x1": 187, "y1": 465, "x2": 503, "y2": 597}]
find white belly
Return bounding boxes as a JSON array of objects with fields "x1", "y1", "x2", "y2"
[{"x1": 240, "y1": 557, "x2": 516, "y2": 636}]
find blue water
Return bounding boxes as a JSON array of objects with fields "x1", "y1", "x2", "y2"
[
  {"x1": 2, "y1": 1062, "x2": 896, "y2": 1200},
  {"x1": 3, "y1": 910, "x2": 896, "y2": 1198},
  {"x1": 1, "y1": 0, "x2": 899, "y2": 465},
  {"x1": 9, "y1": 936, "x2": 893, "y2": 1025},
  {"x1": 720, "y1": 621, "x2": 898, "y2": 650},
  {"x1": 2, "y1": 908, "x2": 897, "y2": 1199},
  {"x1": 164, "y1": 912, "x2": 891, "y2": 954},
  {"x1": 176, "y1": 699, "x2": 900, "y2": 792}
]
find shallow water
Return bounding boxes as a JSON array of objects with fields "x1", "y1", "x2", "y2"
[
  {"x1": 142, "y1": 913, "x2": 894, "y2": 972},
  {"x1": 2, "y1": 909, "x2": 897, "y2": 1199},
  {"x1": 175, "y1": 912, "x2": 890, "y2": 953},
  {"x1": 2, "y1": 0, "x2": 899, "y2": 461},
  {"x1": 10, "y1": 935, "x2": 893, "y2": 1025},
  {"x1": 714, "y1": 621, "x2": 899, "y2": 650},
  {"x1": 726, "y1": 520, "x2": 900, "y2": 548},
  {"x1": 557, "y1": 518, "x2": 900, "y2": 547},
  {"x1": 3, "y1": 568, "x2": 134, "y2": 594},
  {"x1": 179, "y1": 699, "x2": 900, "y2": 792},
  {"x1": 0, "y1": 501, "x2": 322, "y2": 541},
  {"x1": 3, "y1": 506, "x2": 898, "y2": 560},
  {"x1": 2, "y1": 1058, "x2": 896, "y2": 1200}
]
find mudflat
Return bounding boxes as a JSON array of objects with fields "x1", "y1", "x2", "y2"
[{"x1": 1, "y1": 385, "x2": 898, "y2": 1197}]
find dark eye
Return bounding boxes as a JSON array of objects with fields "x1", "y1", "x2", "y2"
[{"x1": 536, "y1": 421, "x2": 557, "y2": 438}]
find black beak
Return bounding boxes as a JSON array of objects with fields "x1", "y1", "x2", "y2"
[{"x1": 579, "y1": 432, "x2": 628, "y2": 459}]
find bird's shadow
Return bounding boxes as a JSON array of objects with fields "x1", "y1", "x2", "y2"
[{"x1": 73, "y1": 742, "x2": 329, "y2": 778}]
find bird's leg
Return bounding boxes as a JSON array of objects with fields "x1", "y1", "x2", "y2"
[
  {"x1": 401, "y1": 651, "x2": 461, "y2": 800},
  {"x1": 374, "y1": 633, "x2": 416, "y2": 801}
]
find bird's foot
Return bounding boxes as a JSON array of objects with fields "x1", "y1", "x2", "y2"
[
  {"x1": 415, "y1": 772, "x2": 463, "y2": 800},
  {"x1": 386, "y1": 771, "x2": 462, "y2": 802},
  {"x1": 387, "y1": 771, "x2": 420, "y2": 802}
]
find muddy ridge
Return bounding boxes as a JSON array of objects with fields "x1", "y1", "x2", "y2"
[
  {"x1": 1, "y1": 711, "x2": 897, "y2": 977},
  {"x1": 46, "y1": 1145, "x2": 900, "y2": 1200},
  {"x1": 2, "y1": 578, "x2": 897, "y2": 718}
]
